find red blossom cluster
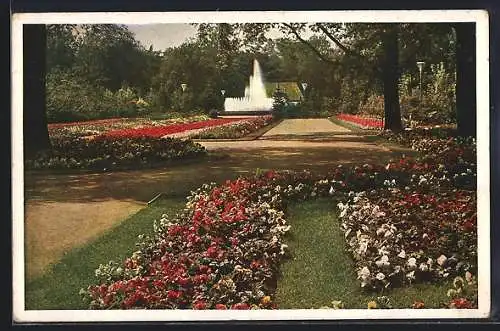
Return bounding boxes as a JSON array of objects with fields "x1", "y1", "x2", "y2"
[
  {"x1": 101, "y1": 118, "x2": 248, "y2": 139},
  {"x1": 336, "y1": 114, "x2": 384, "y2": 129},
  {"x1": 85, "y1": 176, "x2": 287, "y2": 309}
]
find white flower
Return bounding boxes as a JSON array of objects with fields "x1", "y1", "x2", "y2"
[
  {"x1": 357, "y1": 241, "x2": 368, "y2": 255},
  {"x1": 329, "y1": 186, "x2": 335, "y2": 195},
  {"x1": 344, "y1": 228, "x2": 352, "y2": 238},
  {"x1": 422, "y1": 233, "x2": 428, "y2": 239},
  {"x1": 407, "y1": 257, "x2": 417, "y2": 268},
  {"x1": 358, "y1": 266, "x2": 371, "y2": 279},
  {"x1": 418, "y1": 176, "x2": 428, "y2": 185},
  {"x1": 378, "y1": 246, "x2": 390, "y2": 256},
  {"x1": 427, "y1": 258, "x2": 434, "y2": 265},
  {"x1": 406, "y1": 270, "x2": 416, "y2": 280},
  {"x1": 437, "y1": 255, "x2": 447, "y2": 266},
  {"x1": 279, "y1": 244, "x2": 288, "y2": 255},
  {"x1": 384, "y1": 230, "x2": 393, "y2": 238},
  {"x1": 465, "y1": 271, "x2": 473, "y2": 283},
  {"x1": 419, "y1": 263, "x2": 429, "y2": 272},
  {"x1": 398, "y1": 250, "x2": 406, "y2": 259},
  {"x1": 375, "y1": 255, "x2": 390, "y2": 268},
  {"x1": 376, "y1": 273, "x2": 385, "y2": 280}
]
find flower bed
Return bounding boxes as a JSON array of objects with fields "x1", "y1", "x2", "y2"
[
  {"x1": 82, "y1": 131, "x2": 477, "y2": 309},
  {"x1": 338, "y1": 189, "x2": 476, "y2": 290},
  {"x1": 84, "y1": 175, "x2": 290, "y2": 309},
  {"x1": 25, "y1": 136, "x2": 207, "y2": 171},
  {"x1": 336, "y1": 114, "x2": 384, "y2": 129},
  {"x1": 190, "y1": 116, "x2": 273, "y2": 139},
  {"x1": 48, "y1": 115, "x2": 210, "y2": 140},
  {"x1": 101, "y1": 118, "x2": 248, "y2": 139}
]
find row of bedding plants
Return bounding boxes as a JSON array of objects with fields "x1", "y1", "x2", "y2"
[
  {"x1": 336, "y1": 113, "x2": 384, "y2": 129},
  {"x1": 190, "y1": 116, "x2": 274, "y2": 139},
  {"x1": 101, "y1": 118, "x2": 247, "y2": 139},
  {"x1": 25, "y1": 135, "x2": 207, "y2": 171},
  {"x1": 48, "y1": 115, "x2": 210, "y2": 140}
]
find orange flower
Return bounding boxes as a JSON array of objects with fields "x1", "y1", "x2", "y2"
[
  {"x1": 412, "y1": 301, "x2": 425, "y2": 309},
  {"x1": 367, "y1": 301, "x2": 378, "y2": 309},
  {"x1": 261, "y1": 296, "x2": 272, "y2": 305}
]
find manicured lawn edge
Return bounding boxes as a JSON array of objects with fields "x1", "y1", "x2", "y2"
[
  {"x1": 25, "y1": 198, "x2": 185, "y2": 310},
  {"x1": 192, "y1": 118, "x2": 284, "y2": 142},
  {"x1": 276, "y1": 198, "x2": 452, "y2": 309}
]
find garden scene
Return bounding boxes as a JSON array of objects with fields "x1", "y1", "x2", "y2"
[{"x1": 22, "y1": 22, "x2": 478, "y2": 312}]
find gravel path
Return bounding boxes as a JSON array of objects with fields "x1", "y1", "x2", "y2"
[{"x1": 262, "y1": 118, "x2": 350, "y2": 136}]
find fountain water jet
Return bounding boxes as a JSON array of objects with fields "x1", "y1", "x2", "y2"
[{"x1": 224, "y1": 59, "x2": 274, "y2": 113}]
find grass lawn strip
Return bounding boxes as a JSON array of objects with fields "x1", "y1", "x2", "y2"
[{"x1": 275, "y1": 199, "x2": 452, "y2": 309}]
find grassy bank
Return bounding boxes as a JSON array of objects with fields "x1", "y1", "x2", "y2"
[{"x1": 25, "y1": 198, "x2": 186, "y2": 310}]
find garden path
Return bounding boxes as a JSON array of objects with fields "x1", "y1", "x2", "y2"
[{"x1": 24, "y1": 118, "x2": 411, "y2": 278}]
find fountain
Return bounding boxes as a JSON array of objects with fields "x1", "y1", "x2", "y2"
[{"x1": 223, "y1": 59, "x2": 274, "y2": 114}]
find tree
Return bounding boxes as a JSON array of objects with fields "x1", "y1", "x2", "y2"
[
  {"x1": 381, "y1": 25, "x2": 403, "y2": 131},
  {"x1": 454, "y1": 23, "x2": 476, "y2": 138},
  {"x1": 24, "y1": 24, "x2": 51, "y2": 156}
]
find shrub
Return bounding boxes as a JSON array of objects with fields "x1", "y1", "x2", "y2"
[
  {"x1": 25, "y1": 136, "x2": 207, "y2": 171},
  {"x1": 208, "y1": 109, "x2": 220, "y2": 119}
]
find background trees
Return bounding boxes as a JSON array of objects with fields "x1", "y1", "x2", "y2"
[{"x1": 23, "y1": 22, "x2": 477, "y2": 154}]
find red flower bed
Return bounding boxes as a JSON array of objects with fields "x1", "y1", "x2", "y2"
[
  {"x1": 48, "y1": 118, "x2": 124, "y2": 129},
  {"x1": 337, "y1": 114, "x2": 384, "y2": 129},
  {"x1": 100, "y1": 118, "x2": 247, "y2": 139}
]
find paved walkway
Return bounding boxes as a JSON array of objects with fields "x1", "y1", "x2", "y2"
[
  {"x1": 262, "y1": 118, "x2": 350, "y2": 136},
  {"x1": 24, "y1": 118, "x2": 410, "y2": 279}
]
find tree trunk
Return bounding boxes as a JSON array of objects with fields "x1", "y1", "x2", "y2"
[
  {"x1": 382, "y1": 25, "x2": 403, "y2": 132},
  {"x1": 24, "y1": 24, "x2": 51, "y2": 158},
  {"x1": 454, "y1": 23, "x2": 476, "y2": 138}
]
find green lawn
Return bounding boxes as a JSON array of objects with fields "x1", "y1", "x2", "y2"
[
  {"x1": 275, "y1": 198, "x2": 451, "y2": 309},
  {"x1": 25, "y1": 197, "x2": 186, "y2": 310}
]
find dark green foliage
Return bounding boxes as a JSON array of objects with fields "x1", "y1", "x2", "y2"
[{"x1": 25, "y1": 136, "x2": 207, "y2": 171}]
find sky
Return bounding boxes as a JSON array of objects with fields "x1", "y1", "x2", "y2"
[
  {"x1": 127, "y1": 24, "x2": 198, "y2": 51},
  {"x1": 127, "y1": 23, "x2": 317, "y2": 51}
]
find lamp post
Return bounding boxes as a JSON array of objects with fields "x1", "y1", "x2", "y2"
[
  {"x1": 416, "y1": 61, "x2": 425, "y2": 127},
  {"x1": 301, "y1": 82, "x2": 308, "y2": 102},
  {"x1": 180, "y1": 83, "x2": 187, "y2": 112},
  {"x1": 221, "y1": 89, "x2": 226, "y2": 111}
]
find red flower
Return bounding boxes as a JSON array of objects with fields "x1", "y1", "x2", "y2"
[
  {"x1": 198, "y1": 265, "x2": 211, "y2": 274},
  {"x1": 177, "y1": 277, "x2": 190, "y2": 286},
  {"x1": 193, "y1": 300, "x2": 207, "y2": 310},
  {"x1": 167, "y1": 290, "x2": 182, "y2": 300},
  {"x1": 412, "y1": 301, "x2": 425, "y2": 309},
  {"x1": 215, "y1": 304, "x2": 228, "y2": 310},
  {"x1": 231, "y1": 303, "x2": 250, "y2": 310},
  {"x1": 193, "y1": 274, "x2": 209, "y2": 285},
  {"x1": 250, "y1": 260, "x2": 261, "y2": 269},
  {"x1": 451, "y1": 298, "x2": 473, "y2": 309}
]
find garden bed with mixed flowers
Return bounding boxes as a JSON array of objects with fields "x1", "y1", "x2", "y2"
[
  {"x1": 190, "y1": 116, "x2": 274, "y2": 140},
  {"x1": 101, "y1": 118, "x2": 249, "y2": 139},
  {"x1": 25, "y1": 136, "x2": 207, "y2": 171},
  {"x1": 48, "y1": 115, "x2": 211, "y2": 140},
  {"x1": 336, "y1": 114, "x2": 384, "y2": 129},
  {"x1": 82, "y1": 129, "x2": 477, "y2": 309}
]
